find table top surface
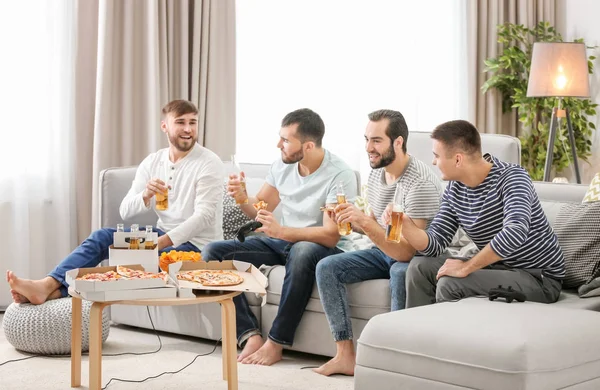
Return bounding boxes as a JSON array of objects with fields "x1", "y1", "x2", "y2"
[{"x1": 68, "y1": 288, "x2": 241, "y2": 306}]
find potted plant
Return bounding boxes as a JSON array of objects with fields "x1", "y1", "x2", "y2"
[{"x1": 482, "y1": 21, "x2": 597, "y2": 180}]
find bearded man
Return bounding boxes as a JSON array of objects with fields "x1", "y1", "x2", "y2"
[
  {"x1": 7, "y1": 100, "x2": 224, "y2": 305},
  {"x1": 202, "y1": 108, "x2": 357, "y2": 366}
]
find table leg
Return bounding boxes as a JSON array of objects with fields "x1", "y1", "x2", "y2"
[
  {"x1": 221, "y1": 298, "x2": 238, "y2": 390},
  {"x1": 89, "y1": 302, "x2": 109, "y2": 390},
  {"x1": 71, "y1": 297, "x2": 82, "y2": 387}
]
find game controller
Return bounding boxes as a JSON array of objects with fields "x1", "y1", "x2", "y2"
[
  {"x1": 236, "y1": 221, "x2": 263, "y2": 242},
  {"x1": 488, "y1": 285, "x2": 526, "y2": 303}
]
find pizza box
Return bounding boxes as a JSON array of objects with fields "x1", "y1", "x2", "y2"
[
  {"x1": 167, "y1": 260, "x2": 268, "y2": 304},
  {"x1": 79, "y1": 285, "x2": 177, "y2": 302},
  {"x1": 108, "y1": 245, "x2": 159, "y2": 273},
  {"x1": 66, "y1": 264, "x2": 167, "y2": 292}
]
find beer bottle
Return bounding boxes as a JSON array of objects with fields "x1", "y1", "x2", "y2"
[{"x1": 129, "y1": 224, "x2": 140, "y2": 250}]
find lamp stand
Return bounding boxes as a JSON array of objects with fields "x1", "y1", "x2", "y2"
[{"x1": 543, "y1": 103, "x2": 582, "y2": 184}]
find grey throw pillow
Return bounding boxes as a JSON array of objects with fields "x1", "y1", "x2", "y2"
[
  {"x1": 222, "y1": 185, "x2": 252, "y2": 240},
  {"x1": 553, "y1": 202, "x2": 600, "y2": 292}
]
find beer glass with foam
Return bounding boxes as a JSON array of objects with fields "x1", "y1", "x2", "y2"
[
  {"x1": 385, "y1": 184, "x2": 404, "y2": 243},
  {"x1": 155, "y1": 161, "x2": 169, "y2": 211},
  {"x1": 336, "y1": 182, "x2": 352, "y2": 236}
]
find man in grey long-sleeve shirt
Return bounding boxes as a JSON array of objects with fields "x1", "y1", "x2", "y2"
[{"x1": 401, "y1": 120, "x2": 564, "y2": 308}]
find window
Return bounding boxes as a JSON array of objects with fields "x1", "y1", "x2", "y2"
[{"x1": 236, "y1": 0, "x2": 467, "y2": 176}]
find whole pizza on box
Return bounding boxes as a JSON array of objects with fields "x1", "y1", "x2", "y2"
[{"x1": 177, "y1": 269, "x2": 244, "y2": 286}]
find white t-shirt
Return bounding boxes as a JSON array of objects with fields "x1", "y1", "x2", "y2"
[
  {"x1": 119, "y1": 143, "x2": 224, "y2": 250},
  {"x1": 265, "y1": 149, "x2": 357, "y2": 228}
]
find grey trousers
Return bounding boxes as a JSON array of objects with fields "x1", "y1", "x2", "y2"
[{"x1": 405, "y1": 255, "x2": 563, "y2": 308}]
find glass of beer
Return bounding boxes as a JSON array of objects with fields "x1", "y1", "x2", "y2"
[
  {"x1": 386, "y1": 184, "x2": 404, "y2": 243},
  {"x1": 336, "y1": 182, "x2": 352, "y2": 236},
  {"x1": 129, "y1": 224, "x2": 140, "y2": 250},
  {"x1": 231, "y1": 154, "x2": 248, "y2": 205},
  {"x1": 155, "y1": 162, "x2": 169, "y2": 210}
]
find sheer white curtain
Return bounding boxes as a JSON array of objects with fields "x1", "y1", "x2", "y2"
[
  {"x1": 236, "y1": 0, "x2": 468, "y2": 178},
  {"x1": 0, "y1": 0, "x2": 77, "y2": 308}
]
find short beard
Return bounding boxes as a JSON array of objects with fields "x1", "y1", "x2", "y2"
[
  {"x1": 369, "y1": 145, "x2": 396, "y2": 169},
  {"x1": 282, "y1": 149, "x2": 304, "y2": 164},
  {"x1": 169, "y1": 134, "x2": 196, "y2": 152}
]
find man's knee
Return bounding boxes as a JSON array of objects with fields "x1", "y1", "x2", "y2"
[
  {"x1": 406, "y1": 256, "x2": 437, "y2": 281},
  {"x1": 202, "y1": 240, "x2": 233, "y2": 261},
  {"x1": 287, "y1": 241, "x2": 327, "y2": 272},
  {"x1": 90, "y1": 228, "x2": 113, "y2": 243},
  {"x1": 315, "y1": 254, "x2": 343, "y2": 281},
  {"x1": 390, "y1": 261, "x2": 409, "y2": 279},
  {"x1": 435, "y1": 277, "x2": 463, "y2": 302}
]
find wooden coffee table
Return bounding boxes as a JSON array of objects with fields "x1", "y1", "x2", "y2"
[{"x1": 69, "y1": 288, "x2": 241, "y2": 390}]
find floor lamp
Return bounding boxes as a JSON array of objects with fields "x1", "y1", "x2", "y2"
[{"x1": 526, "y1": 42, "x2": 590, "y2": 184}]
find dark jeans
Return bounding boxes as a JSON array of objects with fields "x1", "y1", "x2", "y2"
[
  {"x1": 201, "y1": 236, "x2": 342, "y2": 346},
  {"x1": 49, "y1": 227, "x2": 200, "y2": 297}
]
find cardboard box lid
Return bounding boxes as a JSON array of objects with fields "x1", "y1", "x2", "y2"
[
  {"x1": 66, "y1": 264, "x2": 166, "y2": 292},
  {"x1": 79, "y1": 285, "x2": 177, "y2": 302},
  {"x1": 168, "y1": 260, "x2": 268, "y2": 304}
]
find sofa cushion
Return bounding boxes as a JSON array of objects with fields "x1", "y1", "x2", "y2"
[
  {"x1": 554, "y1": 202, "x2": 600, "y2": 290},
  {"x1": 221, "y1": 185, "x2": 252, "y2": 240},
  {"x1": 356, "y1": 298, "x2": 600, "y2": 390},
  {"x1": 583, "y1": 172, "x2": 600, "y2": 203},
  {"x1": 265, "y1": 265, "x2": 390, "y2": 320}
]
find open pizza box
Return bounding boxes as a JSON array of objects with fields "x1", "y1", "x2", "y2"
[
  {"x1": 167, "y1": 260, "x2": 268, "y2": 305},
  {"x1": 66, "y1": 264, "x2": 176, "y2": 301}
]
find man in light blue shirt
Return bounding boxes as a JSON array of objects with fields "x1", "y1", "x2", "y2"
[{"x1": 202, "y1": 108, "x2": 357, "y2": 366}]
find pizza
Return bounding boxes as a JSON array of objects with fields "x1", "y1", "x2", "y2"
[
  {"x1": 177, "y1": 269, "x2": 244, "y2": 286},
  {"x1": 77, "y1": 270, "x2": 123, "y2": 281},
  {"x1": 116, "y1": 265, "x2": 163, "y2": 279},
  {"x1": 253, "y1": 200, "x2": 268, "y2": 211}
]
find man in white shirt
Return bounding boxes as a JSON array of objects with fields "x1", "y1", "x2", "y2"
[
  {"x1": 7, "y1": 100, "x2": 224, "y2": 305},
  {"x1": 202, "y1": 108, "x2": 358, "y2": 366}
]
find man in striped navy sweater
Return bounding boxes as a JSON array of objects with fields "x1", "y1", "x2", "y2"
[{"x1": 402, "y1": 120, "x2": 565, "y2": 308}]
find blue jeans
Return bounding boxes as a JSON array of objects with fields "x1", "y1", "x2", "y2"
[
  {"x1": 315, "y1": 247, "x2": 409, "y2": 341},
  {"x1": 201, "y1": 236, "x2": 342, "y2": 346},
  {"x1": 49, "y1": 227, "x2": 200, "y2": 297}
]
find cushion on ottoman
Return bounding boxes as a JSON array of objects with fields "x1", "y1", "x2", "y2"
[
  {"x1": 356, "y1": 298, "x2": 600, "y2": 390},
  {"x1": 2, "y1": 298, "x2": 110, "y2": 355}
]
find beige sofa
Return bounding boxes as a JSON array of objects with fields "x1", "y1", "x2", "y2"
[{"x1": 101, "y1": 132, "x2": 523, "y2": 357}]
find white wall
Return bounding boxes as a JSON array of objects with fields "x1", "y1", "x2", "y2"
[{"x1": 557, "y1": 0, "x2": 600, "y2": 183}]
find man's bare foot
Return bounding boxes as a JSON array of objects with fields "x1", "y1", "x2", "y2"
[
  {"x1": 312, "y1": 355, "x2": 356, "y2": 376},
  {"x1": 6, "y1": 271, "x2": 60, "y2": 305},
  {"x1": 241, "y1": 339, "x2": 283, "y2": 366},
  {"x1": 10, "y1": 289, "x2": 29, "y2": 304},
  {"x1": 238, "y1": 334, "x2": 264, "y2": 362}
]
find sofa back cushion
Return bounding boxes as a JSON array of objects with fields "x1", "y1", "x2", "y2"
[{"x1": 553, "y1": 202, "x2": 600, "y2": 290}]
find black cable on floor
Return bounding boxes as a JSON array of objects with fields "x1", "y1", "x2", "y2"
[{"x1": 101, "y1": 337, "x2": 221, "y2": 389}]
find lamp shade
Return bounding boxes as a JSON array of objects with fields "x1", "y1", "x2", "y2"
[{"x1": 526, "y1": 42, "x2": 590, "y2": 98}]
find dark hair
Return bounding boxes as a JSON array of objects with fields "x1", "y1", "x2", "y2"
[
  {"x1": 161, "y1": 100, "x2": 198, "y2": 118},
  {"x1": 281, "y1": 108, "x2": 325, "y2": 147},
  {"x1": 431, "y1": 120, "x2": 481, "y2": 155},
  {"x1": 368, "y1": 109, "x2": 409, "y2": 153}
]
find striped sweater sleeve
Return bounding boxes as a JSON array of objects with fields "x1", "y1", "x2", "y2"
[
  {"x1": 423, "y1": 186, "x2": 459, "y2": 257},
  {"x1": 488, "y1": 168, "x2": 533, "y2": 258}
]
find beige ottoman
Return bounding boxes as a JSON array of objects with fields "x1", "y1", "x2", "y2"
[{"x1": 356, "y1": 298, "x2": 600, "y2": 390}]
